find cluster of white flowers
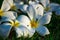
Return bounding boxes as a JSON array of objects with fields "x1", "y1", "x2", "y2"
[{"x1": 0, "y1": 0, "x2": 60, "y2": 39}]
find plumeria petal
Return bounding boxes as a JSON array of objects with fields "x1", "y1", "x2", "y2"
[
  {"x1": 15, "y1": 27, "x2": 23, "y2": 38},
  {"x1": 6, "y1": 0, "x2": 14, "y2": 6},
  {"x1": 0, "y1": 18, "x2": 14, "y2": 23},
  {"x1": 40, "y1": 12, "x2": 52, "y2": 25},
  {"x1": 55, "y1": 7, "x2": 60, "y2": 15},
  {"x1": 33, "y1": 4, "x2": 44, "y2": 20},
  {"x1": 1, "y1": 0, "x2": 10, "y2": 11},
  {"x1": 15, "y1": 25, "x2": 29, "y2": 37},
  {"x1": 49, "y1": 3, "x2": 60, "y2": 12},
  {"x1": 27, "y1": 5, "x2": 36, "y2": 20},
  {"x1": 17, "y1": 15, "x2": 30, "y2": 27},
  {"x1": 27, "y1": 4, "x2": 44, "y2": 20},
  {"x1": 36, "y1": 26, "x2": 50, "y2": 36},
  {"x1": 15, "y1": 25, "x2": 35, "y2": 38},
  {"x1": 35, "y1": 0, "x2": 50, "y2": 7},
  {"x1": 4, "y1": 11, "x2": 17, "y2": 20},
  {"x1": 28, "y1": 28, "x2": 35, "y2": 37},
  {"x1": 14, "y1": 0, "x2": 24, "y2": 5},
  {"x1": 29, "y1": 1, "x2": 36, "y2": 5},
  {"x1": 0, "y1": 22, "x2": 12, "y2": 38},
  {"x1": 44, "y1": 11, "x2": 52, "y2": 15},
  {"x1": 19, "y1": 4, "x2": 28, "y2": 13}
]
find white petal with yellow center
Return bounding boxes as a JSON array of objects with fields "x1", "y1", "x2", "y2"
[
  {"x1": 30, "y1": 19, "x2": 39, "y2": 28},
  {"x1": 16, "y1": 15, "x2": 35, "y2": 37},
  {"x1": 13, "y1": 20, "x2": 20, "y2": 27},
  {"x1": 5, "y1": 0, "x2": 17, "y2": 10}
]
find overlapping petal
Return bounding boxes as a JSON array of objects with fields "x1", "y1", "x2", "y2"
[
  {"x1": 18, "y1": 4, "x2": 28, "y2": 13},
  {"x1": 26, "y1": 4, "x2": 50, "y2": 36},
  {"x1": 27, "y1": 5, "x2": 36, "y2": 20},
  {"x1": 55, "y1": 8, "x2": 60, "y2": 15},
  {"x1": 16, "y1": 15, "x2": 35, "y2": 38},
  {"x1": 13, "y1": 0, "x2": 21, "y2": 3},
  {"x1": 36, "y1": 26, "x2": 50, "y2": 36},
  {"x1": 17, "y1": 15, "x2": 30, "y2": 26},
  {"x1": 0, "y1": 19, "x2": 12, "y2": 38},
  {"x1": 48, "y1": 3, "x2": 60, "y2": 12},
  {"x1": 0, "y1": 24, "x2": 12, "y2": 38},
  {"x1": 27, "y1": 4, "x2": 44, "y2": 20},
  {"x1": 35, "y1": 0, "x2": 50, "y2": 7},
  {"x1": 29, "y1": 1, "x2": 36, "y2": 5},
  {"x1": 15, "y1": 25, "x2": 35, "y2": 38},
  {"x1": 40, "y1": 12, "x2": 52, "y2": 25},
  {"x1": 3, "y1": 11, "x2": 17, "y2": 20},
  {"x1": 1, "y1": 0, "x2": 10, "y2": 11}
]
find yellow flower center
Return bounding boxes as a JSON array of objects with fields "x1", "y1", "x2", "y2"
[
  {"x1": 45, "y1": 6, "x2": 50, "y2": 11},
  {"x1": 0, "y1": 9, "x2": 4, "y2": 16},
  {"x1": 30, "y1": 20, "x2": 39, "y2": 28},
  {"x1": 11, "y1": 5, "x2": 17, "y2": 10},
  {"x1": 14, "y1": 20, "x2": 20, "y2": 27},
  {"x1": 6, "y1": 0, "x2": 17, "y2": 10},
  {"x1": 11, "y1": 20, "x2": 20, "y2": 27}
]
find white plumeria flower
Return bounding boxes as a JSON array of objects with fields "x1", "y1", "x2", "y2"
[
  {"x1": 1, "y1": 0, "x2": 24, "y2": 11},
  {"x1": 16, "y1": 15, "x2": 35, "y2": 38},
  {"x1": 26, "y1": 4, "x2": 51, "y2": 36},
  {"x1": 0, "y1": 0, "x2": 17, "y2": 20},
  {"x1": 0, "y1": 15, "x2": 35, "y2": 38},
  {"x1": 1, "y1": 0, "x2": 16, "y2": 11},
  {"x1": 36, "y1": 0, "x2": 60, "y2": 15}
]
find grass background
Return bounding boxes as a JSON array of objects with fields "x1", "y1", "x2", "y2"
[{"x1": 0, "y1": 0, "x2": 60, "y2": 40}]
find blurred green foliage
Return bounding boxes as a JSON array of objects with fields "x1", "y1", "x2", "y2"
[
  {"x1": 0, "y1": 0, "x2": 60, "y2": 40},
  {"x1": 0, "y1": 0, "x2": 3, "y2": 8},
  {"x1": 50, "y1": 0, "x2": 60, "y2": 4}
]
